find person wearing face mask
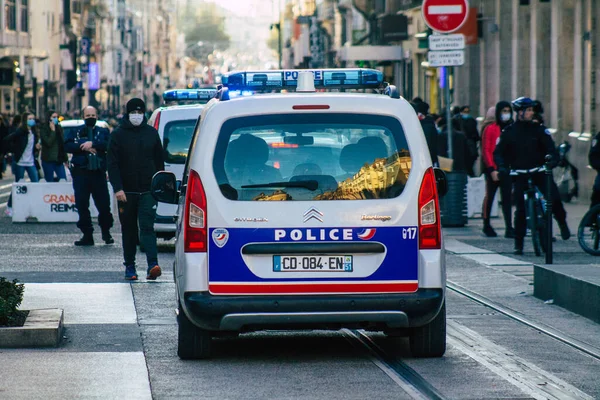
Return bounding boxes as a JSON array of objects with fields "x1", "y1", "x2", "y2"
[
  {"x1": 39, "y1": 110, "x2": 68, "y2": 182},
  {"x1": 3, "y1": 112, "x2": 41, "y2": 217},
  {"x1": 494, "y1": 97, "x2": 570, "y2": 255},
  {"x1": 412, "y1": 101, "x2": 439, "y2": 167},
  {"x1": 456, "y1": 105, "x2": 480, "y2": 177},
  {"x1": 107, "y1": 98, "x2": 165, "y2": 281},
  {"x1": 480, "y1": 101, "x2": 515, "y2": 238},
  {"x1": 64, "y1": 106, "x2": 114, "y2": 246}
]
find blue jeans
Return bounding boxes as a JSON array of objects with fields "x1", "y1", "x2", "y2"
[
  {"x1": 41, "y1": 161, "x2": 67, "y2": 182},
  {"x1": 7, "y1": 164, "x2": 39, "y2": 208}
]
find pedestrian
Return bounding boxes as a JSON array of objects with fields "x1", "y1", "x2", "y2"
[
  {"x1": 107, "y1": 98, "x2": 165, "y2": 281},
  {"x1": 412, "y1": 101, "x2": 439, "y2": 166},
  {"x1": 456, "y1": 105, "x2": 480, "y2": 177},
  {"x1": 0, "y1": 115, "x2": 8, "y2": 179},
  {"x1": 436, "y1": 116, "x2": 471, "y2": 173},
  {"x1": 589, "y1": 131, "x2": 600, "y2": 207},
  {"x1": 480, "y1": 102, "x2": 515, "y2": 238},
  {"x1": 40, "y1": 110, "x2": 68, "y2": 182},
  {"x1": 64, "y1": 106, "x2": 114, "y2": 246},
  {"x1": 3, "y1": 112, "x2": 41, "y2": 217},
  {"x1": 494, "y1": 97, "x2": 570, "y2": 255}
]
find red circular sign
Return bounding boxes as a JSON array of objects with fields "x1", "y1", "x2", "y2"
[{"x1": 422, "y1": 0, "x2": 469, "y2": 33}]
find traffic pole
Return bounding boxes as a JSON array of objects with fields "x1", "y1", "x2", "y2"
[
  {"x1": 545, "y1": 154, "x2": 553, "y2": 264},
  {"x1": 445, "y1": 68, "x2": 453, "y2": 159}
]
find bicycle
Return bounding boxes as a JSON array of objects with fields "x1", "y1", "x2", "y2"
[
  {"x1": 577, "y1": 204, "x2": 600, "y2": 256},
  {"x1": 511, "y1": 167, "x2": 548, "y2": 256}
]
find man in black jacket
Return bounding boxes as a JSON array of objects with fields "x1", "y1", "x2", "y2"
[
  {"x1": 107, "y1": 98, "x2": 165, "y2": 281},
  {"x1": 413, "y1": 101, "x2": 439, "y2": 167},
  {"x1": 494, "y1": 97, "x2": 570, "y2": 255},
  {"x1": 589, "y1": 132, "x2": 600, "y2": 207},
  {"x1": 64, "y1": 106, "x2": 114, "y2": 245}
]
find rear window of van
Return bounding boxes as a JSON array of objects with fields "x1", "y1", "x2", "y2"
[{"x1": 213, "y1": 114, "x2": 411, "y2": 201}]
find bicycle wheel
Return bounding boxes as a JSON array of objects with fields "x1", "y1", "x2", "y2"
[
  {"x1": 578, "y1": 205, "x2": 600, "y2": 256},
  {"x1": 528, "y1": 196, "x2": 542, "y2": 256}
]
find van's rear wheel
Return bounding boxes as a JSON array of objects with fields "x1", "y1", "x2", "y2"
[
  {"x1": 177, "y1": 302, "x2": 212, "y2": 359},
  {"x1": 409, "y1": 302, "x2": 446, "y2": 358}
]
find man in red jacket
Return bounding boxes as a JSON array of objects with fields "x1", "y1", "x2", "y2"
[{"x1": 481, "y1": 101, "x2": 515, "y2": 238}]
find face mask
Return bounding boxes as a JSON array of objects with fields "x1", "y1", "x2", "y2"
[
  {"x1": 501, "y1": 113, "x2": 511, "y2": 122},
  {"x1": 85, "y1": 117, "x2": 97, "y2": 127},
  {"x1": 129, "y1": 114, "x2": 144, "y2": 126},
  {"x1": 52, "y1": 117, "x2": 59, "y2": 125},
  {"x1": 461, "y1": 114, "x2": 470, "y2": 119},
  {"x1": 27, "y1": 120, "x2": 36, "y2": 127},
  {"x1": 436, "y1": 126, "x2": 442, "y2": 134}
]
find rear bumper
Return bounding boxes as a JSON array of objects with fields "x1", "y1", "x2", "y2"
[{"x1": 182, "y1": 288, "x2": 444, "y2": 331}]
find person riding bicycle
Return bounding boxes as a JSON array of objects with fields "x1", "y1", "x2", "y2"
[{"x1": 494, "y1": 97, "x2": 571, "y2": 255}]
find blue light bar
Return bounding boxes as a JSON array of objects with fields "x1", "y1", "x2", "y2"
[
  {"x1": 221, "y1": 69, "x2": 384, "y2": 91},
  {"x1": 162, "y1": 89, "x2": 218, "y2": 102}
]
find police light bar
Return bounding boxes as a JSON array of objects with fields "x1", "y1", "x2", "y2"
[
  {"x1": 162, "y1": 89, "x2": 218, "y2": 102},
  {"x1": 221, "y1": 68, "x2": 384, "y2": 91}
]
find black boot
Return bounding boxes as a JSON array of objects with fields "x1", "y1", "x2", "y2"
[
  {"x1": 513, "y1": 238, "x2": 524, "y2": 255},
  {"x1": 559, "y1": 221, "x2": 571, "y2": 240},
  {"x1": 75, "y1": 233, "x2": 94, "y2": 246},
  {"x1": 482, "y1": 222, "x2": 497, "y2": 237},
  {"x1": 505, "y1": 227, "x2": 516, "y2": 239},
  {"x1": 102, "y1": 230, "x2": 114, "y2": 245}
]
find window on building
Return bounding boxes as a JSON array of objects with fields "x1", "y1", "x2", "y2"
[
  {"x1": 6, "y1": 0, "x2": 17, "y2": 31},
  {"x1": 20, "y1": 0, "x2": 28, "y2": 32},
  {"x1": 72, "y1": 0, "x2": 82, "y2": 15}
]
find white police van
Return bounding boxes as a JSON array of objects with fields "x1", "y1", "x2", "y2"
[
  {"x1": 147, "y1": 89, "x2": 217, "y2": 239},
  {"x1": 151, "y1": 69, "x2": 448, "y2": 359}
]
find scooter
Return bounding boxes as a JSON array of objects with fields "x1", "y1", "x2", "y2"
[{"x1": 555, "y1": 141, "x2": 579, "y2": 202}]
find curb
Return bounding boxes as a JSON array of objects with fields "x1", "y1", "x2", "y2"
[{"x1": 0, "y1": 309, "x2": 64, "y2": 348}]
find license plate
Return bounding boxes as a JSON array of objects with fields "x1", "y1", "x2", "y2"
[{"x1": 273, "y1": 255, "x2": 353, "y2": 272}]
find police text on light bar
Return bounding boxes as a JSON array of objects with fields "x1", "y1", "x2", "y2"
[
  {"x1": 221, "y1": 68, "x2": 384, "y2": 92},
  {"x1": 163, "y1": 89, "x2": 218, "y2": 101}
]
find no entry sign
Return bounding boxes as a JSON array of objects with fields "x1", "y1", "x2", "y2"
[{"x1": 422, "y1": 0, "x2": 469, "y2": 33}]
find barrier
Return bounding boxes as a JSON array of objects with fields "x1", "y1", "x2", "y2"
[
  {"x1": 11, "y1": 182, "x2": 116, "y2": 223},
  {"x1": 466, "y1": 175, "x2": 499, "y2": 218}
]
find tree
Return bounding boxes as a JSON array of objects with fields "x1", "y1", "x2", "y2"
[{"x1": 181, "y1": 2, "x2": 230, "y2": 53}]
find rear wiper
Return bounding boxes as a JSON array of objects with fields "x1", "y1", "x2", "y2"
[{"x1": 241, "y1": 180, "x2": 319, "y2": 191}]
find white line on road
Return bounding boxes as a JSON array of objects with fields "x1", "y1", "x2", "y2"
[
  {"x1": 428, "y1": 5, "x2": 462, "y2": 15},
  {"x1": 0, "y1": 183, "x2": 12, "y2": 190},
  {"x1": 448, "y1": 321, "x2": 594, "y2": 400}
]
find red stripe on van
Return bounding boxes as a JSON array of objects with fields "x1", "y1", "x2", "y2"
[{"x1": 208, "y1": 282, "x2": 418, "y2": 295}]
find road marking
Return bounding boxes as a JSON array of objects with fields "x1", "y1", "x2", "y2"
[
  {"x1": 0, "y1": 183, "x2": 13, "y2": 190},
  {"x1": 448, "y1": 321, "x2": 594, "y2": 400},
  {"x1": 428, "y1": 5, "x2": 462, "y2": 15}
]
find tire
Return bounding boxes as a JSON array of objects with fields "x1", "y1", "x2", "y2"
[
  {"x1": 177, "y1": 302, "x2": 212, "y2": 359},
  {"x1": 578, "y1": 205, "x2": 600, "y2": 256},
  {"x1": 409, "y1": 302, "x2": 446, "y2": 358},
  {"x1": 527, "y1": 197, "x2": 541, "y2": 256}
]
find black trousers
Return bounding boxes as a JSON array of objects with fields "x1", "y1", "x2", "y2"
[
  {"x1": 513, "y1": 173, "x2": 567, "y2": 241},
  {"x1": 591, "y1": 173, "x2": 600, "y2": 208},
  {"x1": 482, "y1": 171, "x2": 512, "y2": 229},
  {"x1": 118, "y1": 193, "x2": 158, "y2": 268},
  {"x1": 72, "y1": 169, "x2": 114, "y2": 235}
]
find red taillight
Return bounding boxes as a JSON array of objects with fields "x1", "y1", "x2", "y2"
[
  {"x1": 153, "y1": 111, "x2": 161, "y2": 130},
  {"x1": 184, "y1": 169, "x2": 207, "y2": 252},
  {"x1": 418, "y1": 167, "x2": 441, "y2": 250}
]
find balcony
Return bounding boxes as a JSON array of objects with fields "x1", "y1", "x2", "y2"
[{"x1": 0, "y1": 31, "x2": 31, "y2": 55}]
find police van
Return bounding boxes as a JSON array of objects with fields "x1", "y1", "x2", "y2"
[
  {"x1": 151, "y1": 69, "x2": 448, "y2": 359},
  {"x1": 147, "y1": 89, "x2": 217, "y2": 239}
]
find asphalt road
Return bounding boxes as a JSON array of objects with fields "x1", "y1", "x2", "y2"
[{"x1": 1, "y1": 179, "x2": 600, "y2": 399}]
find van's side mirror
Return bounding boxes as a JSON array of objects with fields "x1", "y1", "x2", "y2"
[
  {"x1": 433, "y1": 168, "x2": 448, "y2": 197},
  {"x1": 151, "y1": 171, "x2": 178, "y2": 204}
]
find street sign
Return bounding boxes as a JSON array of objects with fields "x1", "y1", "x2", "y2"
[
  {"x1": 428, "y1": 50, "x2": 465, "y2": 67},
  {"x1": 428, "y1": 33, "x2": 465, "y2": 50},
  {"x1": 422, "y1": 0, "x2": 469, "y2": 33}
]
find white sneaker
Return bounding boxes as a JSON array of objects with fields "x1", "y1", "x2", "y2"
[{"x1": 4, "y1": 207, "x2": 13, "y2": 217}]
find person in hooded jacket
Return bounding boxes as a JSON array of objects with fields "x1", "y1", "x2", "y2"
[
  {"x1": 107, "y1": 98, "x2": 165, "y2": 281},
  {"x1": 40, "y1": 110, "x2": 68, "y2": 182},
  {"x1": 413, "y1": 101, "x2": 439, "y2": 166},
  {"x1": 480, "y1": 101, "x2": 515, "y2": 238},
  {"x1": 64, "y1": 106, "x2": 114, "y2": 246}
]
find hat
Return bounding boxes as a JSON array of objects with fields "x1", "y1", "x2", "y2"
[
  {"x1": 414, "y1": 101, "x2": 430, "y2": 115},
  {"x1": 126, "y1": 98, "x2": 146, "y2": 114}
]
